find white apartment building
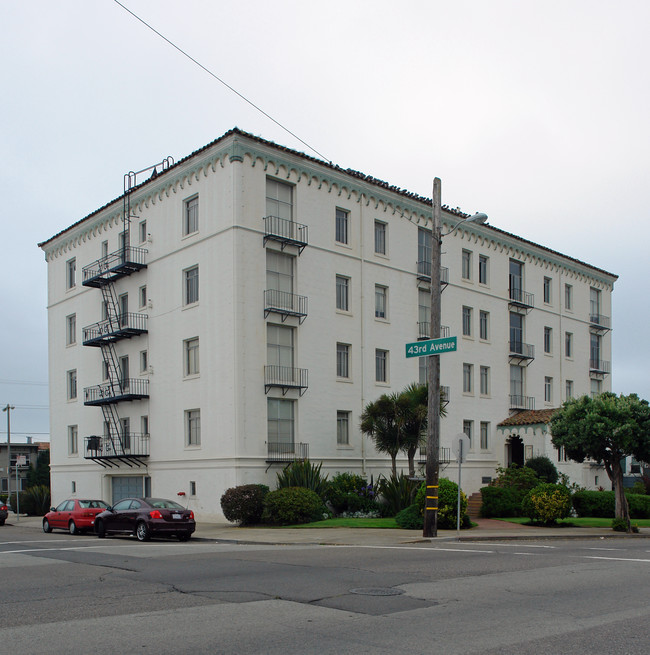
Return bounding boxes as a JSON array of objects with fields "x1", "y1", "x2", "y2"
[{"x1": 39, "y1": 128, "x2": 617, "y2": 519}]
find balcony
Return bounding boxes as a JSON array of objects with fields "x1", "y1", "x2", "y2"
[
  {"x1": 84, "y1": 434, "x2": 149, "y2": 468},
  {"x1": 417, "y1": 323, "x2": 450, "y2": 340},
  {"x1": 509, "y1": 340, "x2": 535, "y2": 363},
  {"x1": 83, "y1": 313, "x2": 148, "y2": 347},
  {"x1": 264, "y1": 289, "x2": 308, "y2": 323},
  {"x1": 416, "y1": 261, "x2": 449, "y2": 289},
  {"x1": 266, "y1": 441, "x2": 309, "y2": 463},
  {"x1": 510, "y1": 394, "x2": 535, "y2": 411},
  {"x1": 589, "y1": 313, "x2": 611, "y2": 333},
  {"x1": 84, "y1": 378, "x2": 149, "y2": 406},
  {"x1": 418, "y1": 447, "x2": 452, "y2": 465},
  {"x1": 508, "y1": 287, "x2": 534, "y2": 311},
  {"x1": 263, "y1": 216, "x2": 308, "y2": 252},
  {"x1": 264, "y1": 365, "x2": 308, "y2": 395},
  {"x1": 82, "y1": 246, "x2": 147, "y2": 288},
  {"x1": 590, "y1": 359, "x2": 611, "y2": 375}
]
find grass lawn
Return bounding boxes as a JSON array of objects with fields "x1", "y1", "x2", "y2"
[
  {"x1": 496, "y1": 516, "x2": 650, "y2": 528},
  {"x1": 287, "y1": 517, "x2": 400, "y2": 529}
]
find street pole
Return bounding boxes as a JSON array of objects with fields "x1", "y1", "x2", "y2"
[
  {"x1": 424, "y1": 178, "x2": 442, "y2": 538},
  {"x1": 3, "y1": 405, "x2": 14, "y2": 507}
]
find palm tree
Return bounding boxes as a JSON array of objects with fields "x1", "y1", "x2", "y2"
[{"x1": 360, "y1": 394, "x2": 401, "y2": 476}]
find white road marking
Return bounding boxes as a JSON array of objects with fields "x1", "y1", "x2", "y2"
[{"x1": 581, "y1": 555, "x2": 650, "y2": 563}]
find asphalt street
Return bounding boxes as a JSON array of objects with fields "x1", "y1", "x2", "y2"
[{"x1": 1, "y1": 524, "x2": 649, "y2": 654}]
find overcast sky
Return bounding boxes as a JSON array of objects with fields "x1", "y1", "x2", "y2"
[{"x1": 2, "y1": 0, "x2": 648, "y2": 443}]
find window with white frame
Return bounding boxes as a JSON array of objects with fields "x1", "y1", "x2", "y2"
[
  {"x1": 183, "y1": 196, "x2": 199, "y2": 236},
  {"x1": 267, "y1": 250, "x2": 294, "y2": 296},
  {"x1": 139, "y1": 285, "x2": 147, "y2": 309},
  {"x1": 463, "y1": 363, "x2": 473, "y2": 393},
  {"x1": 545, "y1": 376, "x2": 553, "y2": 403},
  {"x1": 185, "y1": 409, "x2": 201, "y2": 446},
  {"x1": 266, "y1": 178, "x2": 293, "y2": 220},
  {"x1": 337, "y1": 411, "x2": 350, "y2": 445},
  {"x1": 139, "y1": 220, "x2": 147, "y2": 244},
  {"x1": 68, "y1": 425, "x2": 78, "y2": 455},
  {"x1": 141, "y1": 415, "x2": 149, "y2": 436},
  {"x1": 565, "y1": 332, "x2": 573, "y2": 358},
  {"x1": 375, "y1": 285, "x2": 387, "y2": 319},
  {"x1": 101, "y1": 240, "x2": 109, "y2": 259},
  {"x1": 543, "y1": 277, "x2": 552, "y2": 304},
  {"x1": 591, "y1": 378, "x2": 602, "y2": 396},
  {"x1": 374, "y1": 220, "x2": 386, "y2": 255},
  {"x1": 590, "y1": 287, "x2": 601, "y2": 319},
  {"x1": 184, "y1": 337, "x2": 199, "y2": 376},
  {"x1": 461, "y1": 250, "x2": 472, "y2": 280},
  {"x1": 66, "y1": 258, "x2": 76, "y2": 289},
  {"x1": 336, "y1": 343, "x2": 350, "y2": 379},
  {"x1": 67, "y1": 369, "x2": 77, "y2": 400},
  {"x1": 336, "y1": 275, "x2": 349, "y2": 311},
  {"x1": 120, "y1": 417, "x2": 131, "y2": 450},
  {"x1": 478, "y1": 254, "x2": 489, "y2": 285},
  {"x1": 544, "y1": 326, "x2": 552, "y2": 354},
  {"x1": 140, "y1": 350, "x2": 148, "y2": 373},
  {"x1": 335, "y1": 208, "x2": 349, "y2": 244},
  {"x1": 418, "y1": 227, "x2": 432, "y2": 277},
  {"x1": 267, "y1": 325, "x2": 294, "y2": 369},
  {"x1": 463, "y1": 420, "x2": 473, "y2": 448},
  {"x1": 479, "y1": 310, "x2": 489, "y2": 340},
  {"x1": 375, "y1": 349, "x2": 388, "y2": 383},
  {"x1": 462, "y1": 306, "x2": 472, "y2": 337},
  {"x1": 480, "y1": 366, "x2": 490, "y2": 396},
  {"x1": 510, "y1": 364, "x2": 524, "y2": 400},
  {"x1": 564, "y1": 283, "x2": 573, "y2": 310},
  {"x1": 566, "y1": 379, "x2": 574, "y2": 400},
  {"x1": 184, "y1": 266, "x2": 199, "y2": 305},
  {"x1": 267, "y1": 398, "x2": 294, "y2": 445},
  {"x1": 66, "y1": 314, "x2": 76, "y2": 346},
  {"x1": 480, "y1": 421, "x2": 489, "y2": 450},
  {"x1": 418, "y1": 289, "x2": 430, "y2": 337}
]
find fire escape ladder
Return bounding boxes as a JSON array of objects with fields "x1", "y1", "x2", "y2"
[
  {"x1": 100, "y1": 404, "x2": 125, "y2": 454},
  {"x1": 100, "y1": 342, "x2": 125, "y2": 395},
  {"x1": 99, "y1": 283, "x2": 122, "y2": 332}
]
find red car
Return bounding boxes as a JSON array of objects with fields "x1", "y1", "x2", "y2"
[
  {"x1": 0, "y1": 501, "x2": 9, "y2": 526},
  {"x1": 94, "y1": 497, "x2": 195, "y2": 542},
  {"x1": 43, "y1": 499, "x2": 110, "y2": 535}
]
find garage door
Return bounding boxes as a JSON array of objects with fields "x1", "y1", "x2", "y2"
[{"x1": 112, "y1": 476, "x2": 144, "y2": 505}]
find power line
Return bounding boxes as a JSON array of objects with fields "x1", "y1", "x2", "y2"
[
  {"x1": 0, "y1": 379, "x2": 48, "y2": 387},
  {"x1": 112, "y1": 0, "x2": 330, "y2": 163}
]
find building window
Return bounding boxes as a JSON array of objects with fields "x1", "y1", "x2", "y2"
[
  {"x1": 184, "y1": 266, "x2": 199, "y2": 305},
  {"x1": 510, "y1": 364, "x2": 524, "y2": 400},
  {"x1": 267, "y1": 398, "x2": 294, "y2": 445},
  {"x1": 139, "y1": 220, "x2": 147, "y2": 244},
  {"x1": 543, "y1": 326, "x2": 552, "y2": 354},
  {"x1": 185, "y1": 409, "x2": 201, "y2": 446},
  {"x1": 140, "y1": 350, "x2": 148, "y2": 373},
  {"x1": 590, "y1": 333, "x2": 602, "y2": 367},
  {"x1": 462, "y1": 250, "x2": 472, "y2": 280},
  {"x1": 335, "y1": 208, "x2": 349, "y2": 244},
  {"x1": 267, "y1": 325, "x2": 294, "y2": 368},
  {"x1": 543, "y1": 277, "x2": 552, "y2": 304},
  {"x1": 545, "y1": 376, "x2": 553, "y2": 403},
  {"x1": 478, "y1": 255, "x2": 489, "y2": 285},
  {"x1": 190, "y1": 481, "x2": 197, "y2": 496},
  {"x1": 479, "y1": 310, "x2": 489, "y2": 341},
  {"x1": 71, "y1": 481, "x2": 76, "y2": 493},
  {"x1": 590, "y1": 287, "x2": 601, "y2": 319},
  {"x1": 480, "y1": 422, "x2": 489, "y2": 450},
  {"x1": 337, "y1": 411, "x2": 350, "y2": 445},
  {"x1": 565, "y1": 283, "x2": 573, "y2": 310},
  {"x1": 267, "y1": 249, "x2": 294, "y2": 306},
  {"x1": 66, "y1": 314, "x2": 76, "y2": 346},
  {"x1": 418, "y1": 227, "x2": 432, "y2": 277},
  {"x1": 184, "y1": 337, "x2": 199, "y2": 376},
  {"x1": 375, "y1": 349, "x2": 388, "y2": 383},
  {"x1": 591, "y1": 378, "x2": 602, "y2": 396},
  {"x1": 463, "y1": 363, "x2": 473, "y2": 393},
  {"x1": 565, "y1": 332, "x2": 573, "y2": 358},
  {"x1": 183, "y1": 196, "x2": 199, "y2": 235},
  {"x1": 139, "y1": 285, "x2": 147, "y2": 309},
  {"x1": 462, "y1": 306, "x2": 472, "y2": 337},
  {"x1": 463, "y1": 420, "x2": 473, "y2": 448},
  {"x1": 374, "y1": 220, "x2": 387, "y2": 255},
  {"x1": 557, "y1": 445, "x2": 569, "y2": 462},
  {"x1": 480, "y1": 366, "x2": 490, "y2": 396},
  {"x1": 101, "y1": 240, "x2": 109, "y2": 259},
  {"x1": 336, "y1": 343, "x2": 350, "y2": 379},
  {"x1": 510, "y1": 312, "x2": 524, "y2": 353},
  {"x1": 67, "y1": 369, "x2": 77, "y2": 400},
  {"x1": 66, "y1": 258, "x2": 76, "y2": 289},
  {"x1": 141, "y1": 415, "x2": 149, "y2": 436},
  {"x1": 509, "y1": 259, "x2": 524, "y2": 301},
  {"x1": 375, "y1": 285, "x2": 387, "y2": 319},
  {"x1": 68, "y1": 425, "x2": 78, "y2": 455},
  {"x1": 266, "y1": 178, "x2": 293, "y2": 220},
  {"x1": 566, "y1": 380, "x2": 574, "y2": 400},
  {"x1": 336, "y1": 275, "x2": 349, "y2": 311}
]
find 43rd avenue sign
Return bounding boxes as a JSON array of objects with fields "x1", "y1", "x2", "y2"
[{"x1": 405, "y1": 336, "x2": 457, "y2": 358}]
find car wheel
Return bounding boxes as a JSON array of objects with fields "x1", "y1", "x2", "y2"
[
  {"x1": 177, "y1": 533, "x2": 191, "y2": 542},
  {"x1": 95, "y1": 520, "x2": 106, "y2": 538},
  {"x1": 43, "y1": 519, "x2": 53, "y2": 533},
  {"x1": 136, "y1": 521, "x2": 151, "y2": 542},
  {"x1": 69, "y1": 520, "x2": 78, "y2": 535},
  {"x1": 0, "y1": 519, "x2": 5, "y2": 526}
]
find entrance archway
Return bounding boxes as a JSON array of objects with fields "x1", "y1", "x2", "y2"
[{"x1": 507, "y1": 435, "x2": 524, "y2": 467}]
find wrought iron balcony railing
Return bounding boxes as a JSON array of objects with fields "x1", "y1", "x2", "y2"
[
  {"x1": 589, "y1": 314, "x2": 611, "y2": 330},
  {"x1": 417, "y1": 323, "x2": 450, "y2": 340},
  {"x1": 82, "y1": 246, "x2": 147, "y2": 288},
  {"x1": 418, "y1": 447, "x2": 452, "y2": 465},
  {"x1": 264, "y1": 366, "x2": 308, "y2": 393},
  {"x1": 416, "y1": 261, "x2": 449, "y2": 285},
  {"x1": 84, "y1": 433, "x2": 150, "y2": 459},
  {"x1": 84, "y1": 378, "x2": 149, "y2": 406},
  {"x1": 83, "y1": 312, "x2": 148, "y2": 346},
  {"x1": 264, "y1": 289, "x2": 308, "y2": 320},
  {"x1": 508, "y1": 286, "x2": 534, "y2": 309},
  {"x1": 263, "y1": 216, "x2": 308, "y2": 251},
  {"x1": 509, "y1": 340, "x2": 535, "y2": 360},
  {"x1": 589, "y1": 359, "x2": 611, "y2": 374},
  {"x1": 266, "y1": 441, "x2": 309, "y2": 462},
  {"x1": 510, "y1": 394, "x2": 535, "y2": 410}
]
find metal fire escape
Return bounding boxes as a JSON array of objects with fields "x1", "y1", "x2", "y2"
[{"x1": 81, "y1": 157, "x2": 173, "y2": 468}]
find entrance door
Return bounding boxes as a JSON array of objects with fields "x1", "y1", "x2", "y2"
[
  {"x1": 112, "y1": 476, "x2": 143, "y2": 505},
  {"x1": 508, "y1": 436, "x2": 525, "y2": 467}
]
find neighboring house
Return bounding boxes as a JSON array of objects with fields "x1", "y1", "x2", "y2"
[
  {"x1": 38, "y1": 128, "x2": 617, "y2": 519},
  {"x1": 0, "y1": 439, "x2": 48, "y2": 495}
]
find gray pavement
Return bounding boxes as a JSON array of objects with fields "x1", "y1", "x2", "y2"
[{"x1": 4, "y1": 512, "x2": 649, "y2": 545}]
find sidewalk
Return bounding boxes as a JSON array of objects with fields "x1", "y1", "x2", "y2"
[{"x1": 6, "y1": 514, "x2": 648, "y2": 546}]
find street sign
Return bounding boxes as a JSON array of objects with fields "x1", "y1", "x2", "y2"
[{"x1": 405, "y1": 336, "x2": 457, "y2": 358}]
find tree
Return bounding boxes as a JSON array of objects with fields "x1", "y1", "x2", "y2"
[
  {"x1": 550, "y1": 393, "x2": 650, "y2": 532},
  {"x1": 26, "y1": 449, "x2": 50, "y2": 488},
  {"x1": 360, "y1": 394, "x2": 401, "y2": 476}
]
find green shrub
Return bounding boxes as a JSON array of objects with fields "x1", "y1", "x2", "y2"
[
  {"x1": 220, "y1": 484, "x2": 270, "y2": 525},
  {"x1": 612, "y1": 517, "x2": 639, "y2": 533},
  {"x1": 626, "y1": 493, "x2": 650, "y2": 519},
  {"x1": 480, "y1": 486, "x2": 521, "y2": 517},
  {"x1": 572, "y1": 490, "x2": 615, "y2": 518},
  {"x1": 630, "y1": 480, "x2": 646, "y2": 495},
  {"x1": 414, "y1": 478, "x2": 469, "y2": 530},
  {"x1": 492, "y1": 464, "x2": 540, "y2": 498},
  {"x1": 376, "y1": 473, "x2": 419, "y2": 516},
  {"x1": 395, "y1": 503, "x2": 423, "y2": 530},
  {"x1": 325, "y1": 472, "x2": 376, "y2": 514},
  {"x1": 525, "y1": 456, "x2": 559, "y2": 484},
  {"x1": 276, "y1": 460, "x2": 329, "y2": 497},
  {"x1": 521, "y1": 483, "x2": 571, "y2": 524},
  {"x1": 8, "y1": 486, "x2": 51, "y2": 516},
  {"x1": 262, "y1": 487, "x2": 326, "y2": 525}
]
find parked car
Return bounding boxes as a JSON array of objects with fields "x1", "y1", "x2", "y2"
[
  {"x1": 0, "y1": 501, "x2": 9, "y2": 526},
  {"x1": 94, "y1": 497, "x2": 195, "y2": 542},
  {"x1": 43, "y1": 499, "x2": 110, "y2": 535}
]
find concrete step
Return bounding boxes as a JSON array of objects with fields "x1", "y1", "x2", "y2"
[{"x1": 466, "y1": 491, "x2": 483, "y2": 517}]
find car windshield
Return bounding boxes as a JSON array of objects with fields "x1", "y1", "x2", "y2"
[
  {"x1": 146, "y1": 498, "x2": 184, "y2": 510},
  {"x1": 79, "y1": 500, "x2": 109, "y2": 509}
]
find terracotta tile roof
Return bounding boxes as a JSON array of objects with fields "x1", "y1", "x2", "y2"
[{"x1": 498, "y1": 408, "x2": 559, "y2": 427}]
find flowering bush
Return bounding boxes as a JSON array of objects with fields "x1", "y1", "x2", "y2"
[
  {"x1": 325, "y1": 472, "x2": 377, "y2": 515},
  {"x1": 521, "y1": 483, "x2": 571, "y2": 524},
  {"x1": 220, "y1": 484, "x2": 270, "y2": 525}
]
